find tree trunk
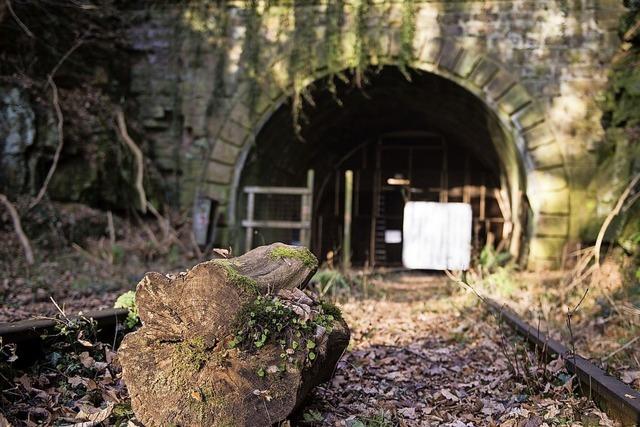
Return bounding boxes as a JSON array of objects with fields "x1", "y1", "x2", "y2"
[{"x1": 119, "y1": 243, "x2": 349, "y2": 427}]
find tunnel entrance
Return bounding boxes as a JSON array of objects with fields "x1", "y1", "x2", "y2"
[{"x1": 236, "y1": 66, "x2": 527, "y2": 268}]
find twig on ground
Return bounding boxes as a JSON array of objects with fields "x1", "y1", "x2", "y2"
[
  {"x1": 190, "y1": 231, "x2": 203, "y2": 259},
  {"x1": 115, "y1": 107, "x2": 147, "y2": 213},
  {"x1": 107, "y1": 211, "x2": 115, "y2": 247},
  {"x1": 594, "y1": 173, "x2": 640, "y2": 267},
  {"x1": 602, "y1": 335, "x2": 640, "y2": 362},
  {"x1": 565, "y1": 286, "x2": 589, "y2": 396},
  {"x1": 0, "y1": 193, "x2": 34, "y2": 265},
  {"x1": 6, "y1": 0, "x2": 34, "y2": 38},
  {"x1": 71, "y1": 242, "x2": 107, "y2": 266}
]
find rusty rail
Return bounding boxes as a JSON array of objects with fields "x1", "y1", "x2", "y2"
[
  {"x1": 1, "y1": 299, "x2": 639, "y2": 424},
  {"x1": 486, "y1": 298, "x2": 640, "y2": 426},
  {"x1": 0, "y1": 308, "x2": 129, "y2": 364}
]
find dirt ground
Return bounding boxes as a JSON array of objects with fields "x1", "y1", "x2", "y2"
[
  {"x1": 468, "y1": 263, "x2": 640, "y2": 393},
  {"x1": 302, "y1": 272, "x2": 616, "y2": 426},
  {"x1": 0, "y1": 204, "x2": 200, "y2": 322},
  {"x1": 1, "y1": 270, "x2": 618, "y2": 426}
]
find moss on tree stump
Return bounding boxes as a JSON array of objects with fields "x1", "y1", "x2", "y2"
[{"x1": 118, "y1": 243, "x2": 349, "y2": 427}]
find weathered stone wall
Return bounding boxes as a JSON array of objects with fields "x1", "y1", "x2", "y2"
[
  {"x1": 0, "y1": 87, "x2": 35, "y2": 194},
  {"x1": 127, "y1": 0, "x2": 626, "y2": 268}
]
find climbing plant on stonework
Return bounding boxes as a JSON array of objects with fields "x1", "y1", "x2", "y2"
[
  {"x1": 197, "y1": 1, "x2": 423, "y2": 139},
  {"x1": 597, "y1": 0, "x2": 640, "y2": 245}
]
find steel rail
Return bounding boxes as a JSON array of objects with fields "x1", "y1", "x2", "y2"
[
  {"x1": 1, "y1": 301, "x2": 639, "y2": 424},
  {"x1": 0, "y1": 308, "x2": 129, "y2": 364},
  {"x1": 486, "y1": 298, "x2": 640, "y2": 426}
]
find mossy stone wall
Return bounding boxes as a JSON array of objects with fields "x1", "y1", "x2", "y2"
[{"x1": 127, "y1": 0, "x2": 626, "y2": 268}]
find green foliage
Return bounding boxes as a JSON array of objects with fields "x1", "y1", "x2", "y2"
[
  {"x1": 320, "y1": 299, "x2": 343, "y2": 320},
  {"x1": 114, "y1": 290, "x2": 139, "y2": 329},
  {"x1": 269, "y1": 246, "x2": 318, "y2": 269},
  {"x1": 478, "y1": 244, "x2": 512, "y2": 272},
  {"x1": 480, "y1": 267, "x2": 519, "y2": 298},
  {"x1": 349, "y1": 410, "x2": 396, "y2": 427},
  {"x1": 303, "y1": 409, "x2": 324, "y2": 422},
  {"x1": 111, "y1": 244, "x2": 125, "y2": 265},
  {"x1": 230, "y1": 294, "x2": 339, "y2": 375},
  {"x1": 312, "y1": 269, "x2": 351, "y2": 297}
]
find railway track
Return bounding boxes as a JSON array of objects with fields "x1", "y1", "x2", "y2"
[
  {"x1": 1, "y1": 302, "x2": 639, "y2": 425},
  {"x1": 0, "y1": 308, "x2": 128, "y2": 366}
]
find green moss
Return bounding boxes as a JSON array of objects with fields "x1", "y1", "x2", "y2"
[
  {"x1": 187, "y1": 386, "x2": 232, "y2": 425},
  {"x1": 269, "y1": 246, "x2": 318, "y2": 269},
  {"x1": 213, "y1": 259, "x2": 259, "y2": 295},
  {"x1": 320, "y1": 299, "x2": 343, "y2": 321},
  {"x1": 174, "y1": 337, "x2": 208, "y2": 373}
]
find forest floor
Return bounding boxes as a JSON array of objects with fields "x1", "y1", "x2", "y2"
[
  {"x1": 465, "y1": 261, "x2": 640, "y2": 394},
  {"x1": 1, "y1": 270, "x2": 619, "y2": 426},
  {"x1": 0, "y1": 204, "x2": 635, "y2": 425},
  {"x1": 302, "y1": 272, "x2": 616, "y2": 426}
]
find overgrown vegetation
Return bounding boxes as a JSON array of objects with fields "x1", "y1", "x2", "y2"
[
  {"x1": 0, "y1": 0, "x2": 162, "y2": 210},
  {"x1": 114, "y1": 290, "x2": 139, "y2": 329},
  {"x1": 228, "y1": 294, "x2": 341, "y2": 372},
  {"x1": 0, "y1": 308, "x2": 132, "y2": 425}
]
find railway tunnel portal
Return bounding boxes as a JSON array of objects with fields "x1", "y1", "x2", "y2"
[{"x1": 128, "y1": 1, "x2": 626, "y2": 268}]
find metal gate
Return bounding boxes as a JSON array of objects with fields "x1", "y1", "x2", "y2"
[{"x1": 242, "y1": 170, "x2": 314, "y2": 252}]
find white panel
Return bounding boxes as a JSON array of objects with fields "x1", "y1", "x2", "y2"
[
  {"x1": 384, "y1": 229, "x2": 402, "y2": 244},
  {"x1": 402, "y1": 202, "x2": 472, "y2": 270}
]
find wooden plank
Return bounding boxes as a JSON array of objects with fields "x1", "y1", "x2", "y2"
[
  {"x1": 300, "y1": 170, "x2": 314, "y2": 247},
  {"x1": 245, "y1": 192, "x2": 255, "y2": 252},
  {"x1": 243, "y1": 186, "x2": 310, "y2": 195},
  {"x1": 241, "y1": 220, "x2": 310, "y2": 229},
  {"x1": 0, "y1": 308, "x2": 129, "y2": 345},
  {"x1": 343, "y1": 170, "x2": 353, "y2": 269},
  {"x1": 440, "y1": 139, "x2": 448, "y2": 203},
  {"x1": 463, "y1": 154, "x2": 471, "y2": 204},
  {"x1": 486, "y1": 299, "x2": 640, "y2": 426},
  {"x1": 480, "y1": 173, "x2": 486, "y2": 221},
  {"x1": 370, "y1": 141, "x2": 382, "y2": 267}
]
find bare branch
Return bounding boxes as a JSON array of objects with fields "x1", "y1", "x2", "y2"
[
  {"x1": 30, "y1": 76, "x2": 64, "y2": 209},
  {"x1": 115, "y1": 107, "x2": 147, "y2": 213},
  {"x1": 6, "y1": 0, "x2": 34, "y2": 38},
  {"x1": 594, "y1": 173, "x2": 640, "y2": 267},
  {"x1": 0, "y1": 193, "x2": 34, "y2": 265},
  {"x1": 49, "y1": 39, "x2": 83, "y2": 79}
]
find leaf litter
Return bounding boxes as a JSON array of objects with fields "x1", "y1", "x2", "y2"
[
  {"x1": 298, "y1": 272, "x2": 618, "y2": 426},
  {"x1": 0, "y1": 270, "x2": 620, "y2": 426}
]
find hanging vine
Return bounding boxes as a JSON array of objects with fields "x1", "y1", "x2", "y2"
[
  {"x1": 210, "y1": 1, "x2": 423, "y2": 140},
  {"x1": 323, "y1": 0, "x2": 346, "y2": 103},
  {"x1": 353, "y1": 0, "x2": 368, "y2": 87},
  {"x1": 288, "y1": 1, "x2": 318, "y2": 139},
  {"x1": 242, "y1": 0, "x2": 263, "y2": 120},
  {"x1": 399, "y1": 0, "x2": 416, "y2": 79}
]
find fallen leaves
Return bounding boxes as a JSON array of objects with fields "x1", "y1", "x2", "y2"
[
  {"x1": 0, "y1": 271, "x2": 625, "y2": 426},
  {"x1": 299, "y1": 272, "x2": 619, "y2": 426}
]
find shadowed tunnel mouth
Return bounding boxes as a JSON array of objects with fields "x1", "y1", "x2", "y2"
[{"x1": 238, "y1": 66, "x2": 526, "y2": 267}]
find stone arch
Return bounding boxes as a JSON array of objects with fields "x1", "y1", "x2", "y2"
[{"x1": 199, "y1": 37, "x2": 570, "y2": 269}]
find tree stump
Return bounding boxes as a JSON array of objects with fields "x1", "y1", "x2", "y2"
[{"x1": 119, "y1": 243, "x2": 350, "y2": 427}]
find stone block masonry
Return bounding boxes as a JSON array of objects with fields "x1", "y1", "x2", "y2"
[{"x1": 127, "y1": 0, "x2": 626, "y2": 269}]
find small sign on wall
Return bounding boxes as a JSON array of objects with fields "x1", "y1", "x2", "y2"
[
  {"x1": 402, "y1": 202, "x2": 472, "y2": 270},
  {"x1": 384, "y1": 229, "x2": 402, "y2": 244}
]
